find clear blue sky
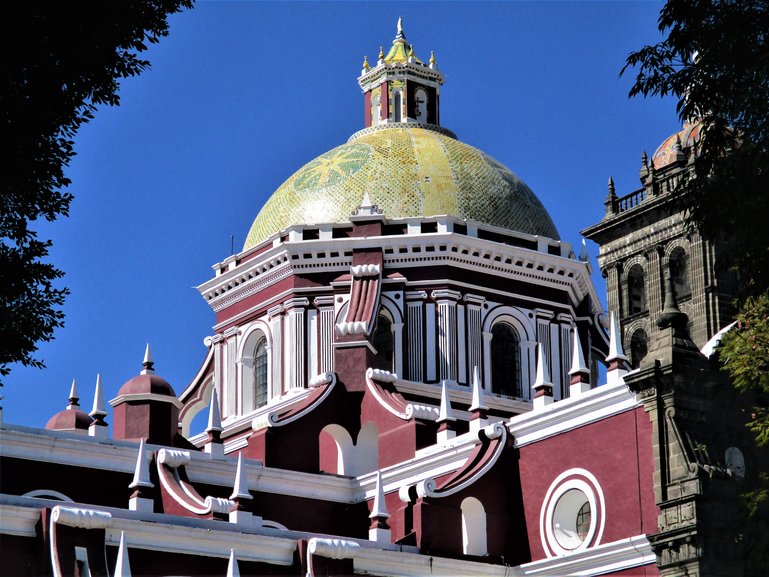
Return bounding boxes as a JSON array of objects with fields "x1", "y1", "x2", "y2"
[{"x1": 6, "y1": 1, "x2": 678, "y2": 429}]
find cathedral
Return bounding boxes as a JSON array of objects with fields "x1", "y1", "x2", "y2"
[{"x1": 0, "y1": 21, "x2": 765, "y2": 577}]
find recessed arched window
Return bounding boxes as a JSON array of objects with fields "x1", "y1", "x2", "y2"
[
  {"x1": 392, "y1": 91, "x2": 402, "y2": 122},
  {"x1": 629, "y1": 329, "x2": 648, "y2": 369},
  {"x1": 372, "y1": 315, "x2": 393, "y2": 371},
  {"x1": 461, "y1": 497, "x2": 488, "y2": 556},
  {"x1": 371, "y1": 93, "x2": 381, "y2": 126},
  {"x1": 669, "y1": 248, "x2": 690, "y2": 299},
  {"x1": 627, "y1": 265, "x2": 647, "y2": 315},
  {"x1": 491, "y1": 322, "x2": 521, "y2": 397},
  {"x1": 415, "y1": 88, "x2": 428, "y2": 122},
  {"x1": 254, "y1": 337, "x2": 269, "y2": 409}
]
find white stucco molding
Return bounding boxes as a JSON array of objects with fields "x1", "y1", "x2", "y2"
[{"x1": 507, "y1": 381, "x2": 638, "y2": 447}]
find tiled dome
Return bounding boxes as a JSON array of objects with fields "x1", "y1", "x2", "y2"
[
  {"x1": 652, "y1": 121, "x2": 702, "y2": 169},
  {"x1": 244, "y1": 124, "x2": 559, "y2": 249}
]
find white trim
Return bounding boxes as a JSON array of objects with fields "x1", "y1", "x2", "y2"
[
  {"x1": 109, "y1": 392, "x2": 183, "y2": 409},
  {"x1": 539, "y1": 469, "x2": 606, "y2": 557},
  {"x1": 519, "y1": 535, "x2": 655, "y2": 576},
  {"x1": 507, "y1": 382, "x2": 638, "y2": 447},
  {"x1": 21, "y1": 489, "x2": 74, "y2": 502}
]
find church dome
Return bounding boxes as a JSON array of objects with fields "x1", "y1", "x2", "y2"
[
  {"x1": 652, "y1": 121, "x2": 702, "y2": 169},
  {"x1": 244, "y1": 124, "x2": 559, "y2": 249}
]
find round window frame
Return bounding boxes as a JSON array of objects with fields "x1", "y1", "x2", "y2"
[{"x1": 540, "y1": 469, "x2": 605, "y2": 557}]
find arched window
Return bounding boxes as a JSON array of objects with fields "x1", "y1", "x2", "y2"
[
  {"x1": 491, "y1": 322, "x2": 521, "y2": 397},
  {"x1": 627, "y1": 265, "x2": 647, "y2": 315},
  {"x1": 669, "y1": 248, "x2": 690, "y2": 299},
  {"x1": 415, "y1": 88, "x2": 428, "y2": 122},
  {"x1": 372, "y1": 315, "x2": 393, "y2": 371},
  {"x1": 629, "y1": 329, "x2": 648, "y2": 369},
  {"x1": 254, "y1": 337, "x2": 269, "y2": 409},
  {"x1": 392, "y1": 91, "x2": 402, "y2": 122},
  {"x1": 371, "y1": 93, "x2": 381, "y2": 126},
  {"x1": 461, "y1": 497, "x2": 488, "y2": 556}
]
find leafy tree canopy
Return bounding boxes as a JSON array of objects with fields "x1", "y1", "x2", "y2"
[
  {"x1": 0, "y1": 2, "x2": 193, "y2": 382},
  {"x1": 623, "y1": 0, "x2": 769, "y2": 294},
  {"x1": 624, "y1": 1, "x2": 769, "y2": 566}
]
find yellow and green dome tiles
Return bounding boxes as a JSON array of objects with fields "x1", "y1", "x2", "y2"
[{"x1": 243, "y1": 125, "x2": 559, "y2": 250}]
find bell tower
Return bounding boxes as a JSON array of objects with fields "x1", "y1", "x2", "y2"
[
  {"x1": 581, "y1": 122, "x2": 736, "y2": 367},
  {"x1": 358, "y1": 18, "x2": 444, "y2": 128}
]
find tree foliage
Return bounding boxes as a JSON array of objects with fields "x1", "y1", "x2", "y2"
[
  {"x1": 623, "y1": 1, "x2": 769, "y2": 565},
  {"x1": 0, "y1": 2, "x2": 193, "y2": 381},
  {"x1": 623, "y1": 0, "x2": 769, "y2": 295}
]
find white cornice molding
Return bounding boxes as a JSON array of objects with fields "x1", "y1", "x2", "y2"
[
  {"x1": 108, "y1": 392, "x2": 183, "y2": 409},
  {"x1": 200, "y1": 232, "x2": 597, "y2": 320},
  {"x1": 395, "y1": 379, "x2": 532, "y2": 415},
  {"x1": 507, "y1": 382, "x2": 638, "y2": 447},
  {"x1": 519, "y1": 534, "x2": 655, "y2": 576}
]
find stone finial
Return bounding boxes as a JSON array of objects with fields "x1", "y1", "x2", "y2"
[
  {"x1": 128, "y1": 438, "x2": 153, "y2": 514},
  {"x1": 378, "y1": 46, "x2": 384, "y2": 63},
  {"x1": 657, "y1": 275, "x2": 688, "y2": 331},
  {"x1": 206, "y1": 388, "x2": 223, "y2": 433},
  {"x1": 226, "y1": 549, "x2": 241, "y2": 577},
  {"x1": 469, "y1": 365, "x2": 489, "y2": 433},
  {"x1": 437, "y1": 380, "x2": 456, "y2": 442},
  {"x1": 140, "y1": 343, "x2": 154, "y2": 375},
  {"x1": 369, "y1": 470, "x2": 391, "y2": 543},
  {"x1": 362, "y1": 55, "x2": 370, "y2": 73},
  {"x1": 437, "y1": 380, "x2": 455, "y2": 423},
  {"x1": 640, "y1": 150, "x2": 650, "y2": 181},
  {"x1": 89, "y1": 374, "x2": 108, "y2": 438},
  {"x1": 68, "y1": 378, "x2": 80, "y2": 408},
  {"x1": 578, "y1": 238, "x2": 589, "y2": 262},
  {"x1": 429, "y1": 50, "x2": 437, "y2": 69},
  {"x1": 204, "y1": 388, "x2": 225, "y2": 459},
  {"x1": 114, "y1": 532, "x2": 132, "y2": 577},
  {"x1": 568, "y1": 328, "x2": 591, "y2": 396},
  {"x1": 396, "y1": 16, "x2": 405, "y2": 39},
  {"x1": 606, "y1": 311, "x2": 629, "y2": 385},
  {"x1": 229, "y1": 453, "x2": 252, "y2": 502},
  {"x1": 532, "y1": 343, "x2": 554, "y2": 409},
  {"x1": 604, "y1": 177, "x2": 617, "y2": 215},
  {"x1": 90, "y1": 374, "x2": 107, "y2": 418}
]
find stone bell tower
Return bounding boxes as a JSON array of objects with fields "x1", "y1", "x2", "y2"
[{"x1": 580, "y1": 121, "x2": 736, "y2": 367}]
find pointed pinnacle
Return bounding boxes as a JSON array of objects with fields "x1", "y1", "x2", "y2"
[
  {"x1": 90, "y1": 373, "x2": 107, "y2": 417},
  {"x1": 569, "y1": 328, "x2": 588, "y2": 374},
  {"x1": 129, "y1": 438, "x2": 153, "y2": 489},
  {"x1": 533, "y1": 343, "x2": 553, "y2": 389},
  {"x1": 606, "y1": 311, "x2": 628, "y2": 362},
  {"x1": 68, "y1": 378, "x2": 80, "y2": 406},
  {"x1": 369, "y1": 470, "x2": 390, "y2": 520},
  {"x1": 230, "y1": 453, "x2": 252, "y2": 501},
  {"x1": 226, "y1": 549, "x2": 241, "y2": 577},
  {"x1": 114, "y1": 532, "x2": 132, "y2": 577},
  {"x1": 206, "y1": 388, "x2": 223, "y2": 433},
  {"x1": 437, "y1": 380, "x2": 456, "y2": 422},
  {"x1": 141, "y1": 343, "x2": 155, "y2": 375},
  {"x1": 469, "y1": 366, "x2": 488, "y2": 412}
]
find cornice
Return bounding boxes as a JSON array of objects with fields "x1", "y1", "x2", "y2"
[
  {"x1": 200, "y1": 231, "x2": 596, "y2": 319},
  {"x1": 507, "y1": 382, "x2": 639, "y2": 447}
]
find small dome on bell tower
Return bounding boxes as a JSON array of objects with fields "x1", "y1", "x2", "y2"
[{"x1": 358, "y1": 18, "x2": 444, "y2": 128}]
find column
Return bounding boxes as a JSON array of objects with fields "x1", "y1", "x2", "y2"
[
  {"x1": 314, "y1": 296, "x2": 335, "y2": 373},
  {"x1": 432, "y1": 290, "x2": 462, "y2": 383},
  {"x1": 223, "y1": 327, "x2": 240, "y2": 418},
  {"x1": 406, "y1": 291, "x2": 427, "y2": 381},
  {"x1": 268, "y1": 304, "x2": 284, "y2": 397},
  {"x1": 463, "y1": 294, "x2": 484, "y2": 388},
  {"x1": 283, "y1": 297, "x2": 309, "y2": 390}
]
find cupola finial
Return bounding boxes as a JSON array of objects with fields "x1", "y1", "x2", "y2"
[
  {"x1": 68, "y1": 378, "x2": 80, "y2": 408},
  {"x1": 141, "y1": 343, "x2": 154, "y2": 375},
  {"x1": 396, "y1": 16, "x2": 404, "y2": 39}
]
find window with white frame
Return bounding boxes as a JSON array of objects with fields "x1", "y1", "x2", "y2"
[
  {"x1": 254, "y1": 336, "x2": 269, "y2": 409},
  {"x1": 491, "y1": 321, "x2": 521, "y2": 397}
]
